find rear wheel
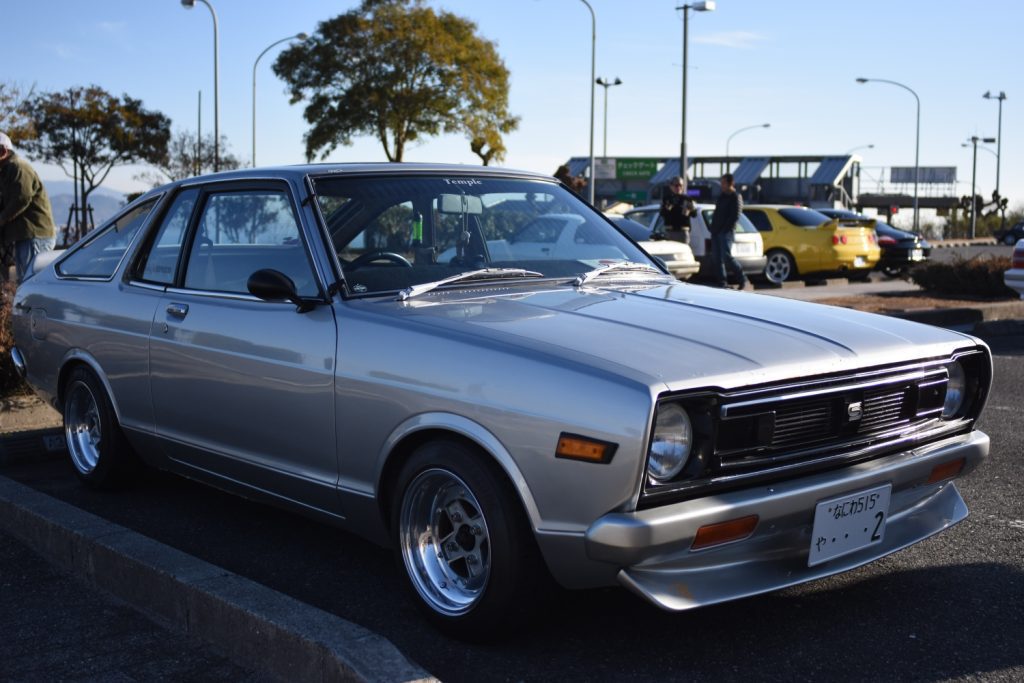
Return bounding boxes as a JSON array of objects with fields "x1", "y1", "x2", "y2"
[
  {"x1": 763, "y1": 249, "x2": 796, "y2": 284},
  {"x1": 392, "y1": 439, "x2": 545, "y2": 637},
  {"x1": 63, "y1": 366, "x2": 137, "y2": 488}
]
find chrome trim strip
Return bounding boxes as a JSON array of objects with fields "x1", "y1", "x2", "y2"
[
  {"x1": 126, "y1": 281, "x2": 167, "y2": 293},
  {"x1": 164, "y1": 287, "x2": 264, "y2": 303}
]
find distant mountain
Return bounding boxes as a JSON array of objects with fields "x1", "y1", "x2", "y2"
[{"x1": 41, "y1": 181, "x2": 128, "y2": 228}]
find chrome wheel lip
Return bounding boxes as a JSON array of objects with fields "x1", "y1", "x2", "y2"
[
  {"x1": 64, "y1": 380, "x2": 102, "y2": 475},
  {"x1": 399, "y1": 468, "x2": 491, "y2": 617},
  {"x1": 764, "y1": 252, "x2": 791, "y2": 284}
]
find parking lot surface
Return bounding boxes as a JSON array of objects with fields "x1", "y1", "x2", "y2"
[
  {"x1": 2, "y1": 344, "x2": 1022, "y2": 682},
  {"x1": 0, "y1": 530, "x2": 259, "y2": 682}
]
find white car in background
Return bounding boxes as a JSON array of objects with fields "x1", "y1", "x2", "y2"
[
  {"x1": 1005, "y1": 239, "x2": 1024, "y2": 298},
  {"x1": 624, "y1": 202, "x2": 766, "y2": 277},
  {"x1": 607, "y1": 215, "x2": 699, "y2": 279}
]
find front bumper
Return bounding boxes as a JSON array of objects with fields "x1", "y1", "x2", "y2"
[{"x1": 584, "y1": 430, "x2": 987, "y2": 611}]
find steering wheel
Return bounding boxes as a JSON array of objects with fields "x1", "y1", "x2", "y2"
[{"x1": 345, "y1": 250, "x2": 413, "y2": 271}]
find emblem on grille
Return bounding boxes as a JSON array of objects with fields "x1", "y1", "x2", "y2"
[{"x1": 847, "y1": 401, "x2": 863, "y2": 421}]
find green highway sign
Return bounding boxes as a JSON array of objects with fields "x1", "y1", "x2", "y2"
[{"x1": 615, "y1": 158, "x2": 657, "y2": 180}]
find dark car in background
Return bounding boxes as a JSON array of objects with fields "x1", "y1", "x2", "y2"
[
  {"x1": 818, "y1": 209, "x2": 931, "y2": 278},
  {"x1": 994, "y1": 221, "x2": 1024, "y2": 246}
]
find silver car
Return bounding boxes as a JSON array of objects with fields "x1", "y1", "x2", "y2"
[{"x1": 11, "y1": 165, "x2": 991, "y2": 636}]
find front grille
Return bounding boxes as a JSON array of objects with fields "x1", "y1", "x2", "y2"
[{"x1": 715, "y1": 368, "x2": 949, "y2": 472}]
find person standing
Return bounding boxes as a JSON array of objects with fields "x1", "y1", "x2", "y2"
[
  {"x1": 0, "y1": 133, "x2": 56, "y2": 282},
  {"x1": 659, "y1": 176, "x2": 695, "y2": 243},
  {"x1": 708, "y1": 173, "x2": 751, "y2": 290}
]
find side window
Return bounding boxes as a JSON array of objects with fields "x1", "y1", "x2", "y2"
[
  {"x1": 57, "y1": 199, "x2": 159, "y2": 278},
  {"x1": 135, "y1": 188, "x2": 200, "y2": 285},
  {"x1": 182, "y1": 190, "x2": 319, "y2": 297},
  {"x1": 745, "y1": 210, "x2": 772, "y2": 232}
]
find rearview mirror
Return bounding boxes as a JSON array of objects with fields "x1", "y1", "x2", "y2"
[
  {"x1": 438, "y1": 193, "x2": 483, "y2": 215},
  {"x1": 247, "y1": 268, "x2": 315, "y2": 313}
]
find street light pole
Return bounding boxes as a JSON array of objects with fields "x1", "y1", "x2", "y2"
[
  {"x1": 595, "y1": 77, "x2": 622, "y2": 158},
  {"x1": 182, "y1": 0, "x2": 220, "y2": 172},
  {"x1": 845, "y1": 144, "x2": 874, "y2": 154},
  {"x1": 677, "y1": 2, "x2": 715, "y2": 188},
  {"x1": 967, "y1": 135, "x2": 997, "y2": 239},
  {"x1": 725, "y1": 123, "x2": 770, "y2": 171},
  {"x1": 579, "y1": 0, "x2": 596, "y2": 204},
  {"x1": 856, "y1": 78, "x2": 920, "y2": 231},
  {"x1": 253, "y1": 32, "x2": 308, "y2": 167},
  {"x1": 983, "y1": 90, "x2": 1007, "y2": 229}
]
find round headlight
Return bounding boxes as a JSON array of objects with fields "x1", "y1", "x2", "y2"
[
  {"x1": 648, "y1": 404, "x2": 692, "y2": 482},
  {"x1": 943, "y1": 361, "x2": 967, "y2": 418}
]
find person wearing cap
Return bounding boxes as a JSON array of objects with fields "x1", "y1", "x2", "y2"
[
  {"x1": 659, "y1": 175, "x2": 695, "y2": 244},
  {"x1": 0, "y1": 132, "x2": 56, "y2": 282}
]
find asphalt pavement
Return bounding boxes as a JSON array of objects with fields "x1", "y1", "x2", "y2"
[
  {"x1": 2, "y1": 339, "x2": 1021, "y2": 682},
  {"x1": 0, "y1": 530, "x2": 260, "y2": 682}
]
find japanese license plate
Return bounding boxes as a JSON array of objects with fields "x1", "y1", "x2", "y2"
[
  {"x1": 732, "y1": 241, "x2": 754, "y2": 256},
  {"x1": 854, "y1": 256, "x2": 867, "y2": 267},
  {"x1": 808, "y1": 484, "x2": 891, "y2": 566},
  {"x1": 910, "y1": 249, "x2": 924, "y2": 261}
]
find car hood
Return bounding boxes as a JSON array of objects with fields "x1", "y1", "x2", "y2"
[{"x1": 364, "y1": 281, "x2": 973, "y2": 392}]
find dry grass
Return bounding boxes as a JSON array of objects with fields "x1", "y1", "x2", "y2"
[
  {"x1": 0, "y1": 281, "x2": 28, "y2": 397},
  {"x1": 818, "y1": 291, "x2": 1019, "y2": 314}
]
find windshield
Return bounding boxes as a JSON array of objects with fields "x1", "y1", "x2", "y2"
[
  {"x1": 778, "y1": 207, "x2": 832, "y2": 227},
  {"x1": 313, "y1": 175, "x2": 656, "y2": 295}
]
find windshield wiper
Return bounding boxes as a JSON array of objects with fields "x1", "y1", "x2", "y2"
[
  {"x1": 397, "y1": 268, "x2": 544, "y2": 301},
  {"x1": 573, "y1": 261, "x2": 666, "y2": 287}
]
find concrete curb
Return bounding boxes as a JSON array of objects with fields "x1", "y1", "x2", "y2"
[
  {"x1": 0, "y1": 475, "x2": 436, "y2": 683},
  {"x1": 887, "y1": 299, "x2": 1024, "y2": 331}
]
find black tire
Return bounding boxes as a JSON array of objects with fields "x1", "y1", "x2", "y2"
[
  {"x1": 62, "y1": 366, "x2": 137, "y2": 488},
  {"x1": 390, "y1": 439, "x2": 546, "y2": 638},
  {"x1": 763, "y1": 249, "x2": 797, "y2": 284},
  {"x1": 848, "y1": 270, "x2": 872, "y2": 282}
]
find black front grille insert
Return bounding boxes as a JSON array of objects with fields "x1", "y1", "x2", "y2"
[{"x1": 715, "y1": 368, "x2": 949, "y2": 472}]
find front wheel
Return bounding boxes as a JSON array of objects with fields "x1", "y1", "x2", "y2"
[
  {"x1": 392, "y1": 439, "x2": 545, "y2": 637},
  {"x1": 63, "y1": 366, "x2": 137, "y2": 488},
  {"x1": 763, "y1": 249, "x2": 796, "y2": 285}
]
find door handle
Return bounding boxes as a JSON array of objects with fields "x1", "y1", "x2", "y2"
[{"x1": 166, "y1": 303, "x2": 189, "y2": 319}]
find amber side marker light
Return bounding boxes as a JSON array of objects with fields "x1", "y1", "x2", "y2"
[
  {"x1": 927, "y1": 458, "x2": 966, "y2": 484},
  {"x1": 555, "y1": 433, "x2": 617, "y2": 464},
  {"x1": 691, "y1": 515, "x2": 759, "y2": 551}
]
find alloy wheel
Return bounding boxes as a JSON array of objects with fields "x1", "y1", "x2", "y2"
[
  {"x1": 65, "y1": 380, "x2": 102, "y2": 474},
  {"x1": 399, "y1": 468, "x2": 491, "y2": 616},
  {"x1": 764, "y1": 252, "x2": 793, "y2": 284}
]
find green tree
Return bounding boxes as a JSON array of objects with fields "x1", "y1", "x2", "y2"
[
  {"x1": 22, "y1": 85, "x2": 170, "y2": 241},
  {"x1": 273, "y1": 0, "x2": 517, "y2": 163},
  {"x1": 139, "y1": 129, "x2": 242, "y2": 186},
  {"x1": 0, "y1": 82, "x2": 36, "y2": 144}
]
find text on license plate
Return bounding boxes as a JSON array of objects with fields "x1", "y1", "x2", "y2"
[
  {"x1": 910, "y1": 249, "x2": 924, "y2": 261},
  {"x1": 732, "y1": 242, "x2": 755, "y2": 255},
  {"x1": 854, "y1": 256, "x2": 867, "y2": 267},
  {"x1": 808, "y1": 484, "x2": 892, "y2": 567}
]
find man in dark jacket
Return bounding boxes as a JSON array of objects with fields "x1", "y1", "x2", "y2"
[
  {"x1": 708, "y1": 173, "x2": 751, "y2": 290},
  {"x1": 659, "y1": 176, "x2": 695, "y2": 243},
  {"x1": 0, "y1": 133, "x2": 56, "y2": 282}
]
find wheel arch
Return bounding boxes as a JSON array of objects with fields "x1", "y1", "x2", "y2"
[
  {"x1": 57, "y1": 351, "x2": 122, "y2": 424},
  {"x1": 375, "y1": 413, "x2": 543, "y2": 534}
]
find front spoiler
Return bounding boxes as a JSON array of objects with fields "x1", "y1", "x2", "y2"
[{"x1": 585, "y1": 431, "x2": 988, "y2": 611}]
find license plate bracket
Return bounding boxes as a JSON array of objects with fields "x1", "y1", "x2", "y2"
[{"x1": 808, "y1": 484, "x2": 892, "y2": 566}]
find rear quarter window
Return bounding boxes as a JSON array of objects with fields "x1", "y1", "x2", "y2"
[
  {"x1": 57, "y1": 198, "x2": 160, "y2": 279},
  {"x1": 778, "y1": 208, "x2": 831, "y2": 228}
]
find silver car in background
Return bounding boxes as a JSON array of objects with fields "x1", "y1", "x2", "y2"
[{"x1": 11, "y1": 164, "x2": 991, "y2": 637}]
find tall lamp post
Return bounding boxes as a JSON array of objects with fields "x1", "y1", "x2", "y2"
[
  {"x1": 856, "y1": 77, "x2": 920, "y2": 231},
  {"x1": 725, "y1": 122, "x2": 770, "y2": 171},
  {"x1": 253, "y1": 32, "x2": 308, "y2": 167},
  {"x1": 595, "y1": 77, "x2": 622, "y2": 158},
  {"x1": 967, "y1": 135, "x2": 997, "y2": 239},
  {"x1": 677, "y1": 1, "x2": 715, "y2": 187},
  {"x1": 182, "y1": 0, "x2": 220, "y2": 172},
  {"x1": 579, "y1": 0, "x2": 596, "y2": 204},
  {"x1": 845, "y1": 143, "x2": 874, "y2": 154},
  {"x1": 983, "y1": 90, "x2": 1007, "y2": 229}
]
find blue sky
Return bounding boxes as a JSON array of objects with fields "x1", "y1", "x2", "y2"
[{"x1": 6, "y1": 0, "x2": 1021, "y2": 219}]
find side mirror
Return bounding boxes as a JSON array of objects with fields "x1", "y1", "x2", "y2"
[{"x1": 247, "y1": 269, "x2": 315, "y2": 313}]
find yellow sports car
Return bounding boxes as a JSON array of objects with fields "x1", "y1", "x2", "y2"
[{"x1": 742, "y1": 205, "x2": 880, "y2": 284}]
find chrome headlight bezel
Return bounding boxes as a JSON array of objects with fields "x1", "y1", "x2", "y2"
[
  {"x1": 647, "y1": 403, "x2": 693, "y2": 482},
  {"x1": 942, "y1": 360, "x2": 967, "y2": 419}
]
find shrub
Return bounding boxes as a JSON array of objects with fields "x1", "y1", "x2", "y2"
[
  {"x1": 0, "y1": 282, "x2": 27, "y2": 397},
  {"x1": 910, "y1": 254, "x2": 1015, "y2": 298}
]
